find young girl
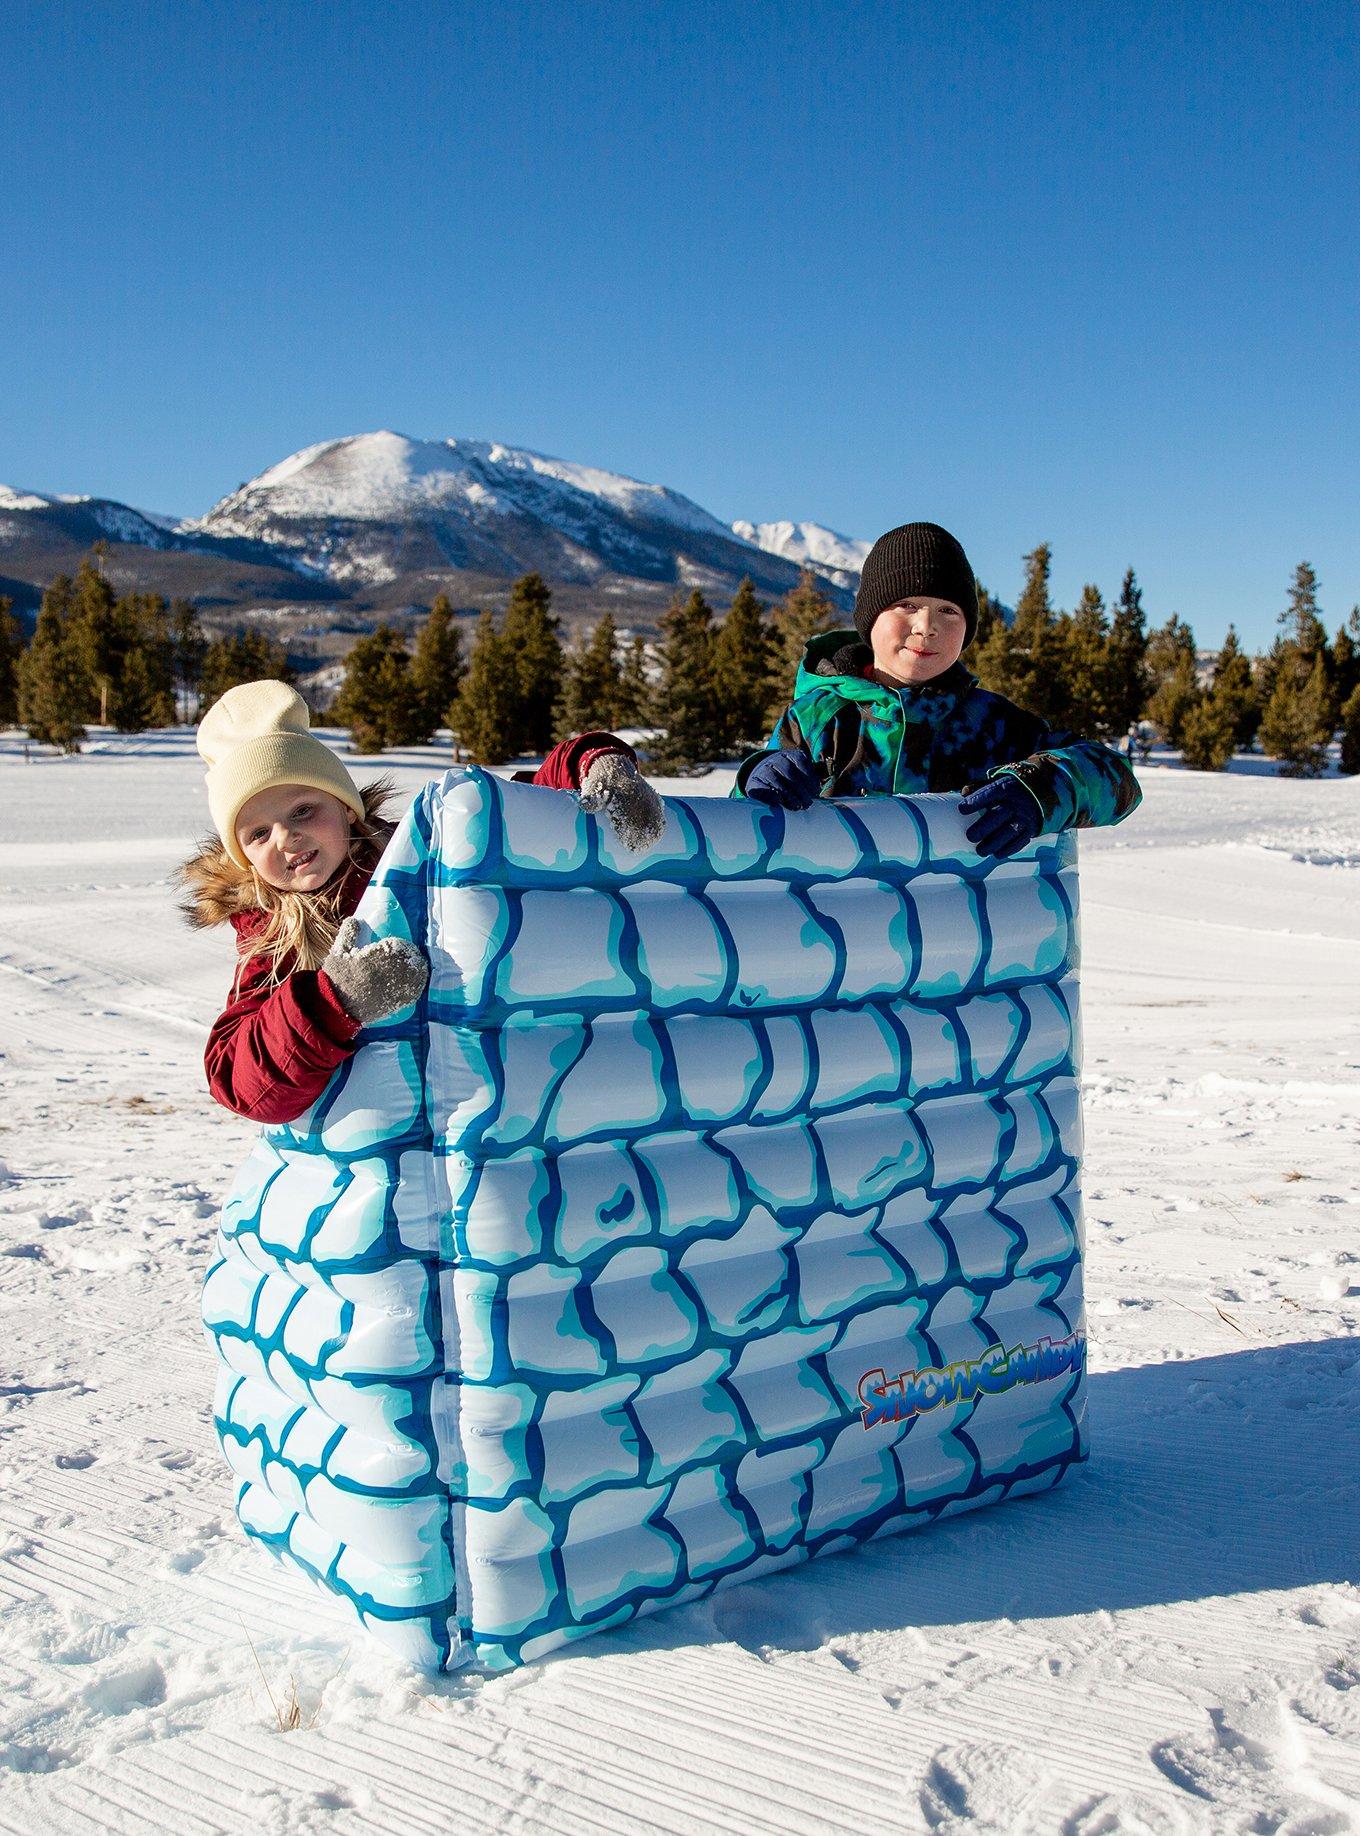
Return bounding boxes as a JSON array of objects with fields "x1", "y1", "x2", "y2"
[{"x1": 181, "y1": 680, "x2": 662, "y2": 1126}]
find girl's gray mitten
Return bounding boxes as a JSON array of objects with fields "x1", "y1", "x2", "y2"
[
  {"x1": 578, "y1": 753, "x2": 667, "y2": 853},
  {"x1": 322, "y1": 916, "x2": 429, "y2": 1025}
]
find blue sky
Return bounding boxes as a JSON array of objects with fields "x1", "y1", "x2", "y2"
[{"x1": 2, "y1": 1, "x2": 1355, "y2": 648}]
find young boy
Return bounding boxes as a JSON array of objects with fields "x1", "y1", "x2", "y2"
[{"x1": 738, "y1": 521, "x2": 1141, "y2": 853}]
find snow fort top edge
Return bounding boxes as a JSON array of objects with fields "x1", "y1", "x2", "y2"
[{"x1": 202, "y1": 766, "x2": 1087, "y2": 1673}]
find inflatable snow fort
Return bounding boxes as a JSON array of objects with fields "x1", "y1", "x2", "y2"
[{"x1": 203, "y1": 770, "x2": 1087, "y2": 1671}]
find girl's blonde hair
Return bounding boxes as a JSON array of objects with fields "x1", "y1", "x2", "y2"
[{"x1": 177, "y1": 778, "x2": 400, "y2": 984}]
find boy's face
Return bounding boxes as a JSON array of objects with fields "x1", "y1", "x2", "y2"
[
  {"x1": 236, "y1": 784, "x2": 354, "y2": 892},
  {"x1": 869, "y1": 597, "x2": 967, "y2": 685}
]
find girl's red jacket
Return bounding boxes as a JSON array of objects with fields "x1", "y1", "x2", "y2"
[{"x1": 205, "y1": 735, "x2": 634, "y2": 1126}]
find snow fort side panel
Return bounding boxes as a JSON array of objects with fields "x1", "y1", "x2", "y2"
[
  {"x1": 429, "y1": 771, "x2": 1085, "y2": 1670},
  {"x1": 204, "y1": 768, "x2": 1086, "y2": 1673},
  {"x1": 202, "y1": 786, "x2": 465, "y2": 1673}
]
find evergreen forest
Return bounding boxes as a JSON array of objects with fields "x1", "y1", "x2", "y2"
[{"x1": 6, "y1": 549, "x2": 1358, "y2": 780}]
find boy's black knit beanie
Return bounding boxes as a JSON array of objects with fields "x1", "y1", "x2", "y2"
[{"x1": 854, "y1": 522, "x2": 979, "y2": 649}]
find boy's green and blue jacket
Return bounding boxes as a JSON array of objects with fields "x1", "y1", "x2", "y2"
[{"x1": 734, "y1": 630, "x2": 1141, "y2": 834}]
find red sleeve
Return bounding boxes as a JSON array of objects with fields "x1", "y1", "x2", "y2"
[
  {"x1": 532, "y1": 731, "x2": 637, "y2": 791},
  {"x1": 205, "y1": 950, "x2": 361, "y2": 1126}
]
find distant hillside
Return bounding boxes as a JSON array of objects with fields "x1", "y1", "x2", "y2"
[{"x1": 0, "y1": 435, "x2": 864, "y2": 649}]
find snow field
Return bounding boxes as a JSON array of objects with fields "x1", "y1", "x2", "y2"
[{"x1": 0, "y1": 731, "x2": 1357, "y2": 1832}]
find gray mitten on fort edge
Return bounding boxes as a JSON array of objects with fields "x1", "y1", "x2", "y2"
[
  {"x1": 577, "y1": 752, "x2": 668, "y2": 853},
  {"x1": 321, "y1": 916, "x2": 429, "y2": 1026}
]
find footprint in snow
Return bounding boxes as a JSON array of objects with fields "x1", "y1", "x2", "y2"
[
  {"x1": 1296, "y1": 1593, "x2": 1360, "y2": 1631},
  {"x1": 0, "y1": 1741, "x2": 80, "y2": 1775},
  {"x1": 918, "y1": 1742, "x2": 1059, "y2": 1831},
  {"x1": 1151, "y1": 1689, "x2": 1351, "y2": 1832},
  {"x1": 51, "y1": 1620, "x2": 131, "y2": 1666},
  {"x1": 80, "y1": 1656, "x2": 167, "y2": 1715},
  {"x1": 1291, "y1": 1646, "x2": 1360, "y2": 1741}
]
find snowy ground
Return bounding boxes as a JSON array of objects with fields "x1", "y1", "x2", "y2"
[{"x1": 0, "y1": 728, "x2": 1357, "y2": 1835}]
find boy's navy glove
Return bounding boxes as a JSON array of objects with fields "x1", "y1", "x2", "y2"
[
  {"x1": 744, "y1": 749, "x2": 823, "y2": 810},
  {"x1": 959, "y1": 776, "x2": 1043, "y2": 857}
]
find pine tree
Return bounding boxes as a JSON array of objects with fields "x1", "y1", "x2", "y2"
[
  {"x1": 1013, "y1": 543, "x2": 1052, "y2": 624},
  {"x1": 556, "y1": 612, "x2": 624, "y2": 739},
  {"x1": 332, "y1": 625, "x2": 417, "y2": 753},
  {"x1": 1179, "y1": 692, "x2": 1235, "y2": 771},
  {"x1": 970, "y1": 614, "x2": 1021, "y2": 702},
  {"x1": 765, "y1": 570, "x2": 835, "y2": 721},
  {"x1": 1281, "y1": 561, "x2": 1327, "y2": 662},
  {"x1": 711, "y1": 578, "x2": 772, "y2": 755},
  {"x1": 500, "y1": 573, "x2": 563, "y2": 755},
  {"x1": 109, "y1": 594, "x2": 176, "y2": 730},
  {"x1": 408, "y1": 593, "x2": 466, "y2": 742},
  {"x1": 1105, "y1": 568, "x2": 1149, "y2": 737},
  {"x1": 18, "y1": 601, "x2": 90, "y2": 752},
  {"x1": 1147, "y1": 649, "x2": 1201, "y2": 748},
  {"x1": 1297, "y1": 654, "x2": 1336, "y2": 774},
  {"x1": 973, "y1": 583, "x2": 1002, "y2": 652},
  {"x1": 147, "y1": 595, "x2": 178, "y2": 723},
  {"x1": 1254, "y1": 633, "x2": 1288, "y2": 711},
  {"x1": 450, "y1": 609, "x2": 518, "y2": 764},
  {"x1": 67, "y1": 555, "x2": 121, "y2": 725},
  {"x1": 650, "y1": 590, "x2": 720, "y2": 772},
  {"x1": 1336, "y1": 613, "x2": 1358, "y2": 705},
  {"x1": 172, "y1": 600, "x2": 206, "y2": 721},
  {"x1": 1257, "y1": 669, "x2": 1300, "y2": 771},
  {"x1": 1339, "y1": 683, "x2": 1360, "y2": 776},
  {"x1": 1211, "y1": 625, "x2": 1258, "y2": 750},
  {"x1": 109, "y1": 643, "x2": 159, "y2": 733},
  {"x1": 1005, "y1": 544, "x2": 1069, "y2": 723},
  {"x1": 1144, "y1": 613, "x2": 1196, "y2": 692},
  {"x1": 1259, "y1": 564, "x2": 1338, "y2": 742},
  {"x1": 198, "y1": 628, "x2": 292, "y2": 712},
  {"x1": 0, "y1": 599, "x2": 22, "y2": 727},
  {"x1": 1259, "y1": 653, "x2": 1331, "y2": 777},
  {"x1": 1332, "y1": 617, "x2": 1358, "y2": 708},
  {"x1": 1337, "y1": 608, "x2": 1360, "y2": 704},
  {"x1": 614, "y1": 634, "x2": 652, "y2": 728},
  {"x1": 1063, "y1": 584, "x2": 1112, "y2": 737}
]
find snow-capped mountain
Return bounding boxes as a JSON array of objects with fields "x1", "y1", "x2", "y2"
[
  {"x1": 192, "y1": 433, "x2": 737, "y2": 544},
  {"x1": 0, "y1": 486, "x2": 180, "y2": 551},
  {"x1": 0, "y1": 433, "x2": 862, "y2": 626},
  {"x1": 0, "y1": 483, "x2": 345, "y2": 618},
  {"x1": 731, "y1": 519, "x2": 870, "y2": 591},
  {"x1": 186, "y1": 431, "x2": 833, "y2": 602}
]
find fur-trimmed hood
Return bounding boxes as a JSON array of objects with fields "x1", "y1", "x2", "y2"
[{"x1": 176, "y1": 780, "x2": 398, "y2": 933}]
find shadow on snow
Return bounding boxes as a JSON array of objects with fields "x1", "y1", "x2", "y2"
[{"x1": 582, "y1": 1335, "x2": 1360, "y2": 1665}]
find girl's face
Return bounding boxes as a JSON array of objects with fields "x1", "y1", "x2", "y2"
[
  {"x1": 870, "y1": 598, "x2": 967, "y2": 685},
  {"x1": 235, "y1": 785, "x2": 354, "y2": 892}
]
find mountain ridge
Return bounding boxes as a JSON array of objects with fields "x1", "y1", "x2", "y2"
[{"x1": 0, "y1": 432, "x2": 866, "y2": 641}]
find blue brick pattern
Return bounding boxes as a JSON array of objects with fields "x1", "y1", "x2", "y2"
[{"x1": 202, "y1": 769, "x2": 1087, "y2": 1672}]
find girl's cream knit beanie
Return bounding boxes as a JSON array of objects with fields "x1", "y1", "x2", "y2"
[{"x1": 197, "y1": 681, "x2": 364, "y2": 867}]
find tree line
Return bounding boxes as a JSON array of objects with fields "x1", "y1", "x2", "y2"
[
  {"x1": 969, "y1": 546, "x2": 1360, "y2": 778},
  {"x1": 5, "y1": 547, "x2": 1359, "y2": 778},
  {"x1": 339, "y1": 552, "x2": 1357, "y2": 779},
  {"x1": 328, "y1": 568, "x2": 841, "y2": 770},
  {"x1": 1, "y1": 552, "x2": 289, "y2": 751}
]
